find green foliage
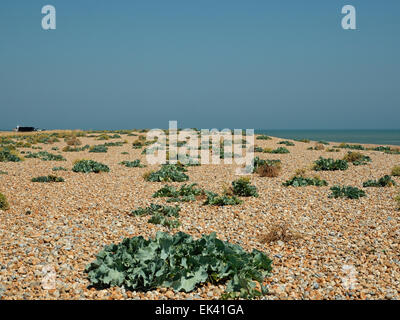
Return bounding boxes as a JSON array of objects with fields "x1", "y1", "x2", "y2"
[
  {"x1": 283, "y1": 176, "x2": 328, "y2": 187},
  {"x1": 203, "y1": 191, "x2": 243, "y2": 206},
  {"x1": 52, "y1": 166, "x2": 68, "y2": 171},
  {"x1": 146, "y1": 164, "x2": 189, "y2": 182},
  {"x1": 120, "y1": 160, "x2": 145, "y2": 168},
  {"x1": 294, "y1": 138, "x2": 310, "y2": 143},
  {"x1": 314, "y1": 157, "x2": 348, "y2": 171},
  {"x1": 278, "y1": 140, "x2": 295, "y2": 146},
  {"x1": 343, "y1": 152, "x2": 371, "y2": 166},
  {"x1": 132, "y1": 140, "x2": 144, "y2": 149},
  {"x1": 85, "y1": 231, "x2": 272, "y2": 298},
  {"x1": 363, "y1": 175, "x2": 396, "y2": 187},
  {"x1": 130, "y1": 204, "x2": 180, "y2": 229},
  {"x1": 392, "y1": 166, "x2": 400, "y2": 177},
  {"x1": 256, "y1": 135, "x2": 271, "y2": 140},
  {"x1": 153, "y1": 183, "x2": 202, "y2": 202},
  {"x1": 251, "y1": 157, "x2": 281, "y2": 173},
  {"x1": 72, "y1": 160, "x2": 110, "y2": 173},
  {"x1": 370, "y1": 146, "x2": 391, "y2": 152},
  {"x1": 318, "y1": 141, "x2": 330, "y2": 145},
  {"x1": 265, "y1": 147, "x2": 290, "y2": 154},
  {"x1": 25, "y1": 151, "x2": 66, "y2": 161},
  {"x1": 232, "y1": 177, "x2": 258, "y2": 197},
  {"x1": 254, "y1": 146, "x2": 264, "y2": 152},
  {"x1": 0, "y1": 170, "x2": 8, "y2": 175},
  {"x1": 89, "y1": 145, "x2": 108, "y2": 153},
  {"x1": 0, "y1": 147, "x2": 22, "y2": 162},
  {"x1": 31, "y1": 175, "x2": 65, "y2": 183},
  {"x1": 0, "y1": 193, "x2": 9, "y2": 210},
  {"x1": 329, "y1": 186, "x2": 366, "y2": 199},
  {"x1": 337, "y1": 143, "x2": 365, "y2": 150}
]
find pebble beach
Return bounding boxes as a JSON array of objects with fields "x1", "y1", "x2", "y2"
[{"x1": 0, "y1": 131, "x2": 399, "y2": 300}]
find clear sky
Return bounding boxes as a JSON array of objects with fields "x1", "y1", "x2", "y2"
[{"x1": 0, "y1": 0, "x2": 399, "y2": 130}]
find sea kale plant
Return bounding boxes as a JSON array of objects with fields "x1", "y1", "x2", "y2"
[
  {"x1": 153, "y1": 184, "x2": 203, "y2": 202},
  {"x1": 72, "y1": 160, "x2": 110, "y2": 173},
  {"x1": 329, "y1": 186, "x2": 366, "y2": 199},
  {"x1": 231, "y1": 177, "x2": 258, "y2": 197},
  {"x1": 25, "y1": 151, "x2": 66, "y2": 161},
  {"x1": 203, "y1": 191, "x2": 243, "y2": 206},
  {"x1": 130, "y1": 204, "x2": 181, "y2": 229},
  {"x1": 283, "y1": 176, "x2": 328, "y2": 187},
  {"x1": 31, "y1": 175, "x2": 65, "y2": 183},
  {"x1": 343, "y1": 152, "x2": 372, "y2": 166},
  {"x1": 120, "y1": 160, "x2": 145, "y2": 168},
  {"x1": 363, "y1": 175, "x2": 396, "y2": 187},
  {"x1": 85, "y1": 231, "x2": 272, "y2": 299},
  {"x1": 0, "y1": 147, "x2": 22, "y2": 162},
  {"x1": 146, "y1": 164, "x2": 189, "y2": 182},
  {"x1": 314, "y1": 157, "x2": 348, "y2": 171}
]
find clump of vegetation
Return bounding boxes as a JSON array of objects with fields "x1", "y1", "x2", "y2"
[
  {"x1": 256, "y1": 163, "x2": 281, "y2": 177},
  {"x1": 363, "y1": 175, "x2": 396, "y2": 188},
  {"x1": 0, "y1": 170, "x2": 8, "y2": 175},
  {"x1": 89, "y1": 145, "x2": 108, "y2": 153},
  {"x1": 326, "y1": 148, "x2": 340, "y2": 152},
  {"x1": 258, "y1": 223, "x2": 301, "y2": 243},
  {"x1": 52, "y1": 166, "x2": 68, "y2": 171},
  {"x1": 31, "y1": 175, "x2": 65, "y2": 183},
  {"x1": 203, "y1": 191, "x2": 243, "y2": 206},
  {"x1": 25, "y1": 151, "x2": 66, "y2": 161},
  {"x1": 294, "y1": 138, "x2": 310, "y2": 143},
  {"x1": 62, "y1": 145, "x2": 90, "y2": 152},
  {"x1": 65, "y1": 136, "x2": 82, "y2": 146},
  {"x1": 145, "y1": 164, "x2": 189, "y2": 182},
  {"x1": 153, "y1": 184, "x2": 203, "y2": 202},
  {"x1": 256, "y1": 135, "x2": 271, "y2": 140},
  {"x1": 264, "y1": 147, "x2": 290, "y2": 154},
  {"x1": 120, "y1": 160, "x2": 145, "y2": 168},
  {"x1": 0, "y1": 147, "x2": 22, "y2": 162},
  {"x1": 0, "y1": 193, "x2": 9, "y2": 210},
  {"x1": 85, "y1": 231, "x2": 272, "y2": 299},
  {"x1": 391, "y1": 166, "x2": 400, "y2": 177},
  {"x1": 278, "y1": 140, "x2": 295, "y2": 146},
  {"x1": 251, "y1": 157, "x2": 281, "y2": 173},
  {"x1": 343, "y1": 152, "x2": 372, "y2": 166},
  {"x1": 132, "y1": 140, "x2": 144, "y2": 149},
  {"x1": 318, "y1": 141, "x2": 330, "y2": 145},
  {"x1": 254, "y1": 146, "x2": 264, "y2": 153},
  {"x1": 329, "y1": 186, "x2": 366, "y2": 199},
  {"x1": 231, "y1": 177, "x2": 258, "y2": 197},
  {"x1": 337, "y1": 143, "x2": 365, "y2": 150},
  {"x1": 308, "y1": 144, "x2": 325, "y2": 151},
  {"x1": 396, "y1": 192, "x2": 400, "y2": 209},
  {"x1": 314, "y1": 157, "x2": 348, "y2": 171},
  {"x1": 130, "y1": 204, "x2": 180, "y2": 229},
  {"x1": 72, "y1": 160, "x2": 110, "y2": 173},
  {"x1": 283, "y1": 176, "x2": 328, "y2": 187}
]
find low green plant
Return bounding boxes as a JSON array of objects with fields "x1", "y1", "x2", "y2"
[
  {"x1": 0, "y1": 170, "x2": 8, "y2": 175},
  {"x1": 256, "y1": 135, "x2": 271, "y2": 140},
  {"x1": 31, "y1": 175, "x2": 65, "y2": 183},
  {"x1": 343, "y1": 152, "x2": 371, "y2": 166},
  {"x1": 203, "y1": 191, "x2": 243, "y2": 206},
  {"x1": 52, "y1": 166, "x2": 68, "y2": 171},
  {"x1": 153, "y1": 184, "x2": 202, "y2": 202},
  {"x1": 146, "y1": 164, "x2": 189, "y2": 182},
  {"x1": 89, "y1": 145, "x2": 108, "y2": 153},
  {"x1": 72, "y1": 160, "x2": 110, "y2": 173},
  {"x1": 363, "y1": 175, "x2": 396, "y2": 187},
  {"x1": 329, "y1": 186, "x2": 366, "y2": 199},
  {"x1": 130, "y1": 204, "x2": 180, "y2": 228},
  {"x1": 283, "y1": 176, "x2": 328, "y2": 187},
  {"x1": 120, "y1": 160, "x2": 145, "y2": 168},
  {"x1": 231, "y1": 177, "x2": 258, "y2": 197},
  {"x1": 0, "y1": 193, "x2": 9, "y2": 210},
  {"x1": 62, "y1": 145, "x2": 90, "y2": 152},
  {"x1": 85, "y1": 231, "x2": 272, "y2": 298},
  {"x1": 265, "y1": 147, "x2": 290, "y2": 154},
  {"x1": 337, "y1": 143, "x2": 365, "y2": 150},
  {"x1": 278, "y1": 140, "x2": 295, "y2": 146},
  {"x1": 0, "y1": 147, "x2": 22, "y2": 162},
  {"x1": 25, "y1": 151, "x2": 66, "y2": 161},
  {"x1": 314, "y1": 157, "x2": 348, "y2": 171}
]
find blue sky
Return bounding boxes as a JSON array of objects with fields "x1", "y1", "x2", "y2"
[{"x1": 0, "y1": 0, "x2": 399, "y2": 130}]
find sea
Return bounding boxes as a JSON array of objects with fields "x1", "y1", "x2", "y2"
[{"x1": 255, "y1": 130, "x2": 400, "y2": 146}]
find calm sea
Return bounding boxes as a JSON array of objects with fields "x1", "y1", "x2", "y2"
[{"x1": 255, "y1": 130, "x2": 400, "y2": 146}]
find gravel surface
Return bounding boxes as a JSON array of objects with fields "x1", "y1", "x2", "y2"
[{"x1": 0, "y1": 132, "x2": 399, "y2": 300}]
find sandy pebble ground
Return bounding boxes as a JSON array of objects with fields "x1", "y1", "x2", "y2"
[{"x1": 0, "y1": 131, "x2": 399, "y2": 300}]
